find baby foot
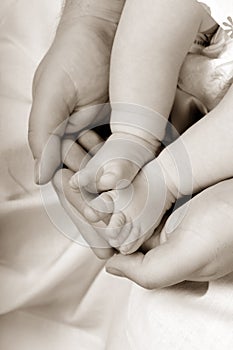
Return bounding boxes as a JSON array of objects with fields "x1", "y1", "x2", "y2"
[
  {"x1": 84, "y1": 159, "x2": 176, "y2": 254},
  {"x1": 70, "y1": 104, "x2": 167, "y2": 196},
  {"x1": 53, "y1": 168, "x2": 115, "y2": 259},
  {"x1": 69, "y1": 132, "x2": 156, "y2": 194}
]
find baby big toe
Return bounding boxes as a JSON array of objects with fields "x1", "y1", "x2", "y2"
[
  {"x1": 98, "y1": 160, "x2": 138, "y2": 191},
  {"x1": 87, "y1": 193, "x2": 114, "y2": 223},
  {"x1": 98, "y1": 171, "x2": 121, "y2": 191},
  {"x1": 70, "y1": 168, "x2": 93, "y2": 189}
]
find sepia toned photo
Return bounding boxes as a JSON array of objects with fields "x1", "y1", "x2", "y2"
[{"x1": 1, "y1": 1, "x2": 233, "y2": 349}]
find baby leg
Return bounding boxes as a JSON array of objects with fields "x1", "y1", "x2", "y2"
[
  {"x1": 72, "y1": 0, "x2": 208, "y2": 223},
  {"x1": 159, "y1": 84, "x2": 233, "y2": 198},
  {"x1": 116, "y1": 82, "x2": 233, "y2": 254},
  {"x1": 70, "y1": 0, "x2": 207, "y2": 201}
]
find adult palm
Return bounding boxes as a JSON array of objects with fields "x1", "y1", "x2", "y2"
[{"x1": 28, "y1": 0, "x2": 125, "y2": 184}]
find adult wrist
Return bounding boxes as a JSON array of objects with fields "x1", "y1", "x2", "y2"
[{"x1": 157, "y1": 141, "x2": 194, "y2": 199}]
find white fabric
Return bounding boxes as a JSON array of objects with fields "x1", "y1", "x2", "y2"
[
  {"x1": 1, "y1": 1, "x2": 233, "y2": 350},
  {"x1": 180, "y1": 1, "x2": 233, "y2": 111},
  {"x1": 179, "y1": 28, "x2": 233, "y2": 111},
  {"x1": 0, "y1": 2, "x2": 131, "y2": 349},
  {"x1": 197, "y1": 0, "x2": 233, "y2": 37}
]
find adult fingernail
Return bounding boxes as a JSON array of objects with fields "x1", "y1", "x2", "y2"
[
  {"x1": 165, "y1": 218, "x2": 176, "y2": 235},
  {"x1": 106, "y1": 267, "x2": 125, "y2": 278},
  {"x1": 83, "y1": 206, "x2": 100, "y2": 223},
  {"x1": 165, "y1": 205, "x2": 187, "y2": 235},
  {"x1": 34, "y1": 159, "x2": 40, "y2": 185},
  {"x1": 69, "y1": 175, "x2": 78, "y2": 188}
]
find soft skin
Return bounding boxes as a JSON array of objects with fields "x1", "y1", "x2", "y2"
[{"x1": 28, "y1": 0, "x2": 125, "y2": 184}]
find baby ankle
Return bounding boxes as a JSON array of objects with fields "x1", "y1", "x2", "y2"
[
  {"x1": 109, "y1": 131, "x2": 159, "y2": 154},
  {"x1": 110, "y1": 104, "x2": 167, "y2": 153}
]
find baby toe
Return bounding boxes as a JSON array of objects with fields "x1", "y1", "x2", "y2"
[
  {"x1": 120, "y1": 227, "x2": 141, "y2": 255},
  {"x1": 109, "y1": 238, "x2": 121, "y2": 249},
  {"x1": 83, "y1": 206, "x2": 100, "y2": 223},
  {"x1": 98, "y1": 160, "x2": 137, "y2": 191},
  {"x1": 91, "y1": 193, "x2": 114, "y2": 213},
  {"x1": 107, "y1": 212, "x2": 127, "y2": 239},
  {"x1": 98, "y1": 171, "x2": 120, "y2": 191}
]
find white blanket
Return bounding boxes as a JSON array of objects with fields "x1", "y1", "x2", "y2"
[{"x1": 0, "y1": 1, "x2": 233, "y2": 349}]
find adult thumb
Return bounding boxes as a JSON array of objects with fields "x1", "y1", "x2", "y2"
[
  {"x1": 28, "y1": 49, "x2": 76, "y2": 184},
  {"x1": 106, "y1": 224, "x2": 211, "y2": 289}
]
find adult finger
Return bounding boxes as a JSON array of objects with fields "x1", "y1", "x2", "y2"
[
  {"x1": 53, "y1": 169, "x2": 114, "y2": 260},
  {"x1": 77, "y1": 129, "x2": 105, "y2": 156},
  {"x1": 66, "y1": 103, "x2": 111, "y2": 136},
  {"x1": 62, "y1": 139, "x2": 88, "y2": 173},
  {"x1": 106, "y1": 179, "x2": 233, "y2": 288},
  {"x1": 140, "y1": 211, "x2": 170, "y2": 253},
  {"x1": 60, "y1": 131, "x2": 110, "y2": 224},
  {"x1": 61, "y1": 130, "x2": 105, "y2": 172},
  {"x1": 28, "y1": 49, "x2": 76, "y2": 185},
  {"x1": 106, "y1": 225, "x2": 212, "y2": 289},
  {"x1": 105, "y1": 189, "x2": 219, "y2": 289}
]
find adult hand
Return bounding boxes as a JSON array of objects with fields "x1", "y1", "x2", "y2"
[
  {"x1": 106, "y1": 179, "x2": 233, "y2": 289},
  {"x1": 53, "y1": 130, "x2": 115, "y2": 260},
  {"x1": 28, "y1": 0, "x2": 125, "y2": 184}
]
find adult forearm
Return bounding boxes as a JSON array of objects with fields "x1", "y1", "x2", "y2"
[{"x1": 158, "y1": 84, "x2": 233, "y2": 197}]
